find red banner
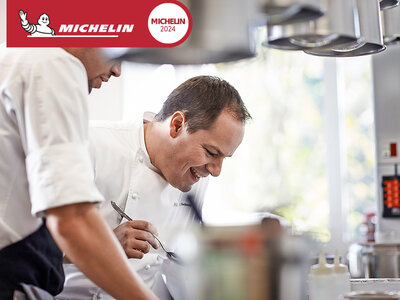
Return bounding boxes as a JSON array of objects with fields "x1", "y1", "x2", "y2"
[{"x1": 6, "y1": 0, "x2": 192, "y2": 47}]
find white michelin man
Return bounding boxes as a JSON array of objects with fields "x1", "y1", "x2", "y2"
[{"x1": 19, "y1": 10, "x2": 55, "y2": 36}]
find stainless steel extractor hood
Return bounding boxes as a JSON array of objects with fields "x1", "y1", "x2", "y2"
[
  {"x1": 380, "y1": 0, "x2": 400, "y2": 10},
  {"x1": 263, "y1": 22, "x2": 317, "y2": 50},
  {"x1": 259, "y1": 0, "x2": 323, "y2": 25},
  {"x1": 305, "y1": 0, "x2": 385, "y2": 57},
  {"x1": 263, "y1": 0, "x2": 361, "y2": 51},
  {"x1": 107, "y1": 0, "x2": 257, "y2": 65},
  {"x1": 382, "y1": 4, "x2": 400, "y2": 45},
  {"x1": 107, "y1": 0, "x2": 389, "y2": 63}
]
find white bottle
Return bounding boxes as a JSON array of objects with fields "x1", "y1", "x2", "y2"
[
  {"x1": 309, "y1": 251, "x2": 336, "y2": 300},
  {"x1": 332, "y1": 250, "x2": 351, "y2": 299}
]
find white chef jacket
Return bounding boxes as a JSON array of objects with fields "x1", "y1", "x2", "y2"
[
  {"x1": 59, "y1": 113, "x2": 207, "y2": 300},
  {"x1": 0, "y1": 48, "x2": 104, "y2": 250}
]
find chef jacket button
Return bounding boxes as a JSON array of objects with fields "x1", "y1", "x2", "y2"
[
  {"x1": 145, "y1": 264, "x2": 151, "y2": 270},
  {"x1": 138, "y1": 156, "x2": 144, "y2": 163},
  {"x1": 174, "y1": 202, "x2": 179, "y2": 207},
  {"x1": 89, "y1": 290, "x2": 102, "y2": 299},
  {"x1": 132, "y1": 193, "x2": 139, "y2": 200}
]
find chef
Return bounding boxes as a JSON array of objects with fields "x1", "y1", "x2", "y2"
[
  {"x1": 0, "y1": 47, "x2": 157, "y2": 300},
  {"x1": 58, "y1": 75, "x2": 252, "y2": 300}
]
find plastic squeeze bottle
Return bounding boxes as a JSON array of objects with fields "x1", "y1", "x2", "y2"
[
  {"x1": 309, "y1": 251, "x2": 336, "y2": 300},
  {"x1": 332, "y1": 250, "x2": 351, "y2": 299}
]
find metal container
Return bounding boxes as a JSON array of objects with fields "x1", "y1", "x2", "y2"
[
  {"x1": 268, "y1": 234, "x2": 312, "y2": 300},
  {"x1": 349, "y1": 243, "x2": 367, "y2": 278},
  {"x1": 348, "y1": 243, "x2": 400, "y2": 278},
  {"x1": 363, "y1": 244, "x2": 400, "y2": 278}
]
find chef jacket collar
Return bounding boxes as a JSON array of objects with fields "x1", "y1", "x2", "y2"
[{"x1": 140, "y1": 112, "x2": 161, "y2": 174}]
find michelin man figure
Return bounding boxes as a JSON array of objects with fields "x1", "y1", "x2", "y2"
[{"x1": 19, "y1": 10, "x2": 55, "y2": 36}]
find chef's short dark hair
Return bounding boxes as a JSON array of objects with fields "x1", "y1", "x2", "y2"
[{"x1": 155, "y1": 76, "x2": 252, "y2": 133}]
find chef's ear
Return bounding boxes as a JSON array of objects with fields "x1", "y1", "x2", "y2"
[{"x1": 169, "y1": 111, "x2": 186, "y2": 138}]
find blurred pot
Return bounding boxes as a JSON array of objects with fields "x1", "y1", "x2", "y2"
[
  {"x1": 268, "y1": 234, "x2": 313, "y2": 300},
  {"x1": 348, "y1": 243, "x2": 400, "y2": 278}
]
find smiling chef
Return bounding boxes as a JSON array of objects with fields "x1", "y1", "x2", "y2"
[{"x1": 58, "y1": 75, "x2": 252, "y2": 300}]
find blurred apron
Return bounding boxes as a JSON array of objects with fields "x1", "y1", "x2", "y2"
[{"x1": 0, "y1": 221, "x2": 64, "y2": 299}]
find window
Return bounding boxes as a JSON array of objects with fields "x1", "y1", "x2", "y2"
[{"x1": 337, "y1": 57, "x2": 376, "y2": 241}]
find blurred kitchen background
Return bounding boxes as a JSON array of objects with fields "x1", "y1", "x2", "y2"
[
  {"x1": 9, "y1": 0, "x2": 400, "y2": 297},
  {"x1": 0, "y1": 0, "x2": 382, "y2": 258}
]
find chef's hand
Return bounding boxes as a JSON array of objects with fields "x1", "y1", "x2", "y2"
[{"x1": 114, "y1": 220, "x2": 159, "y2": 259}]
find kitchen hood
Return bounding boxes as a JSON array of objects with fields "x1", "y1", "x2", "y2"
[
  {"x1": 380, "y1": 0, "x2": 400, "y2": 9},
  {"x1": 382, "y1": 4, "x2": 400, "y2": 45},
  {"x1": 259, "y1": 0, "x2": 323, "y2": 25},
  {"x1": 263, "y1": 22, "x2": 318, "y2": 50},
  {"x1": 263, "y1": 0, "x2": 361, "y2": 51},
  {"x1": 305, "y1": 0, "x2": 385, "y2": 57},
  {"x1": 106, "y1": 0, "x2": 398, "y2": 64},
  {"x1": 107, "y1": 0, "x2": 257, "y2": 65}
]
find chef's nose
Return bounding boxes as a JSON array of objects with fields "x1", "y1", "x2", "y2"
[
  {"x1": 206, "y1": 157, "x2": 224, "y2": 177},
  {"x1": 111, "y1": 62, "x2": 121, "y2": 77}
]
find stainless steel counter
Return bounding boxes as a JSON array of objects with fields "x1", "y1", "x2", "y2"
[{"x1": 351, "y1": 279, "x2": 400, "y2": 293}]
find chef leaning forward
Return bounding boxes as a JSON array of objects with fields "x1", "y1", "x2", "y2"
[
  {"x1": 0, "y1": 47, "x2": 159, "y2": 300},
  {"x1": 57, "y1": 76, "x2": 252, "y2": 300}
]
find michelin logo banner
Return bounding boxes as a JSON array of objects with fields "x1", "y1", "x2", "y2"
[{"x1": 6, "y1": 0, "x2": 192, "y2": 47}]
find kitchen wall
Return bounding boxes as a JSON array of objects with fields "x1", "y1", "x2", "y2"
[
  {"x1": 372, "y1": 44, "x2": 400, "y2": 242},
  {"x1": 373, "y1": 45, "x2": 400, "y2": 139}
]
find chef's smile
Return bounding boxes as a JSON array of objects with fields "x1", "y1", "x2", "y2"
[{"x1": 189, "y1": 167, "x2": 207, "y2": 183}]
